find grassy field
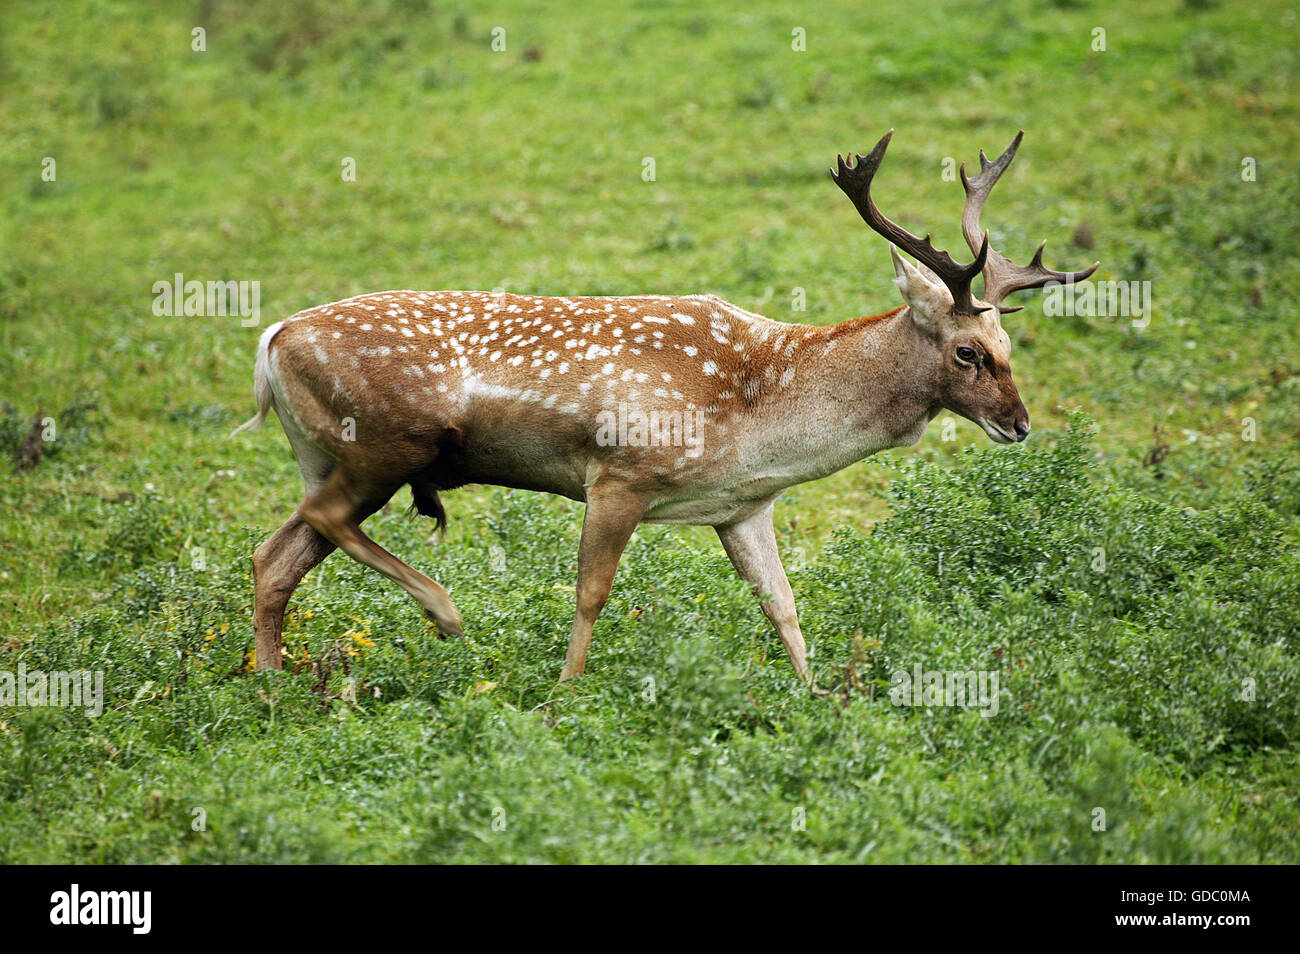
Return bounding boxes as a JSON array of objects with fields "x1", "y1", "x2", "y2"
[{"x1": 1, "y1": 0, "x2": 1298, "y2": 862}]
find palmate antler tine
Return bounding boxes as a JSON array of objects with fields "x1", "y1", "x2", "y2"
[
  {"x1": 960, "y1": 130, "x2": 1100, "y2": 310},
  {"x1": 832, "y1": 129, "x2": 991, "y2": 317}
]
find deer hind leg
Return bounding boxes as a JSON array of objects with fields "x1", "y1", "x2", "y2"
[
  {"x1": 299, "y1": 467, "x2": 463, "y2": 636},
  {"x1": 253, "y1": 408, "x2": 341, "y2": 671},
  {"x1": 715, "y1": 503, "x2": 808, "y2": 679},
  {"x1": 560, "y1": 481, "x2": 645, "y2": 681},
  {"x1": 253, "y1": 512, "x2": 336, "y2": 670}
]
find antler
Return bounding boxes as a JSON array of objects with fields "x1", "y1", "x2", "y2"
[
  {"x1": 832, "y1": 129, "x2": 991, "y2": 317},
  {"x1": 960, "y1": 131, "x2": 1099, "y2": 313}
]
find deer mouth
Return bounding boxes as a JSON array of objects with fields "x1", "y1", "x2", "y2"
[{"x1": 977, "y1": 417, "x2": 1020, "y2": 444}]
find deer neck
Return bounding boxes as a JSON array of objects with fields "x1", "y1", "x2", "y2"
[{"x1": 730, "y1": 307, "x2": 940, "y2": 488}]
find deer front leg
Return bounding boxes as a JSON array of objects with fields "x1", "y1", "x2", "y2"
[
  {"x1": 715, "y1": 503, "x2": 808, "y2": 679},
  {"x1": 559, "y1": 482, "x2": 645, "y2": 681}
]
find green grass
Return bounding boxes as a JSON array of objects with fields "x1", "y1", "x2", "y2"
[{"x1": 1, "y1": 0, "x2": 1298, "y2": 862}]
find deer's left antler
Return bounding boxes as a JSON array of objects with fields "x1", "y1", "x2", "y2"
[{"x1": 960, "y1": 131, "x2": 1100, "y2": 313}]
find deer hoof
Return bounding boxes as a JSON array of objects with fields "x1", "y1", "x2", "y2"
[{"x1": 424, "y1": 604, "x2": 463, "y2": 638}]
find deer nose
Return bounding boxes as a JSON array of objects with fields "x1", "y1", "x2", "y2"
[{"x1": 1014, "y1": 419, "x2": 1031, "y2": 441}]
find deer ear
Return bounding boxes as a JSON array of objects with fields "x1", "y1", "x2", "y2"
[{"x1": 890, "y1": 245, "x2": 949, "y2": 332}]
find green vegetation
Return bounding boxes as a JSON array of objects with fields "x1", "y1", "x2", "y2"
[{"x1": 1, "y1": 0, "x2": 1297, "y2": 862}]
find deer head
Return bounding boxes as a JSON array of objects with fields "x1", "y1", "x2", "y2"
[{"x1": 832, "y1": 130, "x2": 1098, "y2": 443}]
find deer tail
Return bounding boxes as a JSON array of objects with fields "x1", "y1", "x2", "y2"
[{"x1": 230, "y1": 321, "x2": 284, "y2": 437}]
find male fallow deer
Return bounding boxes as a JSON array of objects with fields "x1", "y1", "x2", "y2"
[{"x1": 236, "y1": 130, "x2": 1096, "y2": 682}]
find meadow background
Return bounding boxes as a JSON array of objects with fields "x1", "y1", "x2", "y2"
[{"x1": 1, "y1": 0, "x2": 1298, "y2": 862}]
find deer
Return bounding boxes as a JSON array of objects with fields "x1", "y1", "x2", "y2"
[{"x1": 234, "y1": 129, "x2": 1097, "y2": 684}]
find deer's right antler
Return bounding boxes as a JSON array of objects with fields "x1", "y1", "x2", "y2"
[{"x1": 832, "y1": 130, "x2": 991, "y2": 317}]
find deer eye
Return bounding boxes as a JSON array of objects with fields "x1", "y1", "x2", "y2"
[{"x1": 956, "y1": 346, "x2": 978, "y2": 363}]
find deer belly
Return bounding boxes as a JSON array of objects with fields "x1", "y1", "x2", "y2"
[
  {"x1": 442, "y1": 421, "x2": 591, "y2": 500},
  {"x1": 642, "y1": 488, "x2": 778, "y2": 526}
]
